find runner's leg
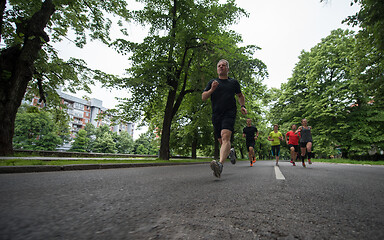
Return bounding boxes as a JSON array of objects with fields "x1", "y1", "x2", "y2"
[
  {"x1": 276, "y1": 146, "x2": 280, "y2": 166},
  {"x1": 290, "y1": 146, "x2": 296, "y2": 165},
  {"x1": 250, "y1": 146, "x2": 255, "y2": 163},
  {"x1": 300, "y1": 143, "x2": 306, "y2": 167},
  {"x1": 307, "y1": 142, "x2": 313, "y2": 164},
  {"x1": 219, "y1": 129, "x2": 232, "y2": 164},
  {"x1": 290, "y1": 146, "x2": 295, "y2": 162}
]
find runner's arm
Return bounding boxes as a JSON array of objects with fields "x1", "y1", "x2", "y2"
[
  {"x1": 202, "y1": 80, "x2": 218, "y2": 101},
  {"x1": 237, "y1": 92, "x2": 247, "y2": 115}
]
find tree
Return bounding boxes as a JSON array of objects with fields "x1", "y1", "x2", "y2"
[
  {"x1": 93, "y1": 132, "x2": 117, "y2": 153},
  {"x1": 13, "y1": 105, "x2": 62, "y2": 150},
  {"x1": 113, "y1": 131, "x2": 134, "y2": 154},
  {"x1": 112, "y1": 0, "x2": 267, "y2": 160},
  {"x1": 347, "y1": 32, "x2": 384, "y2": 158},
  {"x1": 269, "y1": 29, "x2": 383, "y2": 158},
  {"x1": 341, "y1": 0, "x2": 384, "y2": 52},
  {"x1": 69, "y1": 129, "x2": 89, "y2": 152},
  {"x1": 269, "y1": 29, "x2": 357, "y2": 156},
  {"x1": 168, "y1": 91, "x2": 210, "y2": 158},
  {"x1": 0, "y1": 0, "x2": 130, "y2": 155},
  {"x1": 344, "y1": 0, "x2": 384, "y2": 157},
  {"x1": 133, "y1": 131, "x2": 158, "y2": 155},
  {"x1": 50, "y1": 106, "x2": 71, "y2": 143}
]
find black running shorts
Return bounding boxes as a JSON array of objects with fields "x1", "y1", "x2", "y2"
[
  {"x1": 246, "y1": 140, "x2": 255, "y2": 152},
  {"x1": 212, "y1": 115, "x2": 235, "y2": 139},
  {"x1": 271, "y1": 145, "x2": 280, "y2": 156},
  {"x1": 288, "y1": 144, "x2": 299, "y2": 152},
  {"x1": 300, "y1": 141, "x2": 312, "y2": 148}
]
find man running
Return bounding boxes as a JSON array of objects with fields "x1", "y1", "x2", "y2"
[
  {"x1": 202, "y1": 59, "x2": 247, "y2": 178},
  {"x1": 296, "y1": 118, "x2": 313, "y2": 167},
  {"x1": 243, "y1": 118, "x2": 259, "y2": 167},
  {"x1": 268, "y1": 124, "x2": 283, "y2": 166},
  {"x1": 286, "y1": 124, "x2": 300, "y2": 166}
]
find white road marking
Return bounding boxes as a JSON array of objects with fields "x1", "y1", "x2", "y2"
[{"x1": 274, "y1": 166, "x2": 286, "y2": 180}]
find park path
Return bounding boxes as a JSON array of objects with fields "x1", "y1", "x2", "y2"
[{"x1": 0, "y1": 161, "x2": 383, "y2": 239}]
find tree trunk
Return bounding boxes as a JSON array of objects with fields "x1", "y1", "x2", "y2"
[
  {"x1": 159, "y1": 88, "x2": 177, "y2": 160},
  {"x1": 0, "y1": 0, "x2": 55, "y2": 156},
  {"x1": 191, "y1": 134, "x2": 197, "y2": 159},
  {"x1": 239, "y1": 148, "x2": 244, "y2": 159}
]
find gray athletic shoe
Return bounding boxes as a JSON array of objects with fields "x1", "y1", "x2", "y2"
[
  {"x1": 210, "y1": 160, "x2": 223, "y2": 178},
  {"x1": 229, "y1": 148, "x2": 236, "y2": 164}
]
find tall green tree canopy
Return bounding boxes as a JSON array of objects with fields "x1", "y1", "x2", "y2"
[
  {"x1": 269, "y1": 29, "x2": 383, "y2": 158},
  {"x1": 111, "y1": 0, "x2": 267, "y2": 159},
  {"x1": 342, "y1": 0, "x2": 384, "y2": 52},
  {"x1": 13, "y1": 105, "x2": 63, "y2": 151},
  {"x1": 69, "y1": 129, "x2": 89, "y2": 153},
  {"x1": 322, "y1": 0, "x2": 384, "y2": 117},
  {"x1": 0, "y1": 0, "x2": 130, "y2": 155}
]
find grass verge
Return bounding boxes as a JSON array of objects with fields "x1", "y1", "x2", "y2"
[
  {"x1": 313, "y1": 158, "x2": 384, "y2": 165},
  {"x1": 0, "y1": 158, "x2": 211, "y2": 166}
]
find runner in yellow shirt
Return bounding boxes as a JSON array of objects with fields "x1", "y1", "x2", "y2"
[{"x1": 268, "y1": 124, "x2": 284, "y2": 166}]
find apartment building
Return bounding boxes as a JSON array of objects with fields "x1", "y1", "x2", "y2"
[
  {"x1": 29, "y1": 89, "x2": 134, "y2": 138},
  {"x1": 58, "y1": 89, "x2": 134, "y2": 137}
]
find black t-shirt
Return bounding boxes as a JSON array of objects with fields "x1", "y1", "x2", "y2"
[
  {"x1": 204, "y1": 77, "x2": 241, "y2": 117},
  {"x1": 243, "y1": 126, "x2": 258, "y2": 142}
]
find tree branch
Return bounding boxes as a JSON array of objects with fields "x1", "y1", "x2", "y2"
[
  {"x1": 172, "y1": 53, "x2": 194, "y2": 118},
  {"x1": 34, "y1": 71, "x2": 47, "y2": 104},
  {"x1": 0, "y1": 0, "x2": 6, "y2": 43}
]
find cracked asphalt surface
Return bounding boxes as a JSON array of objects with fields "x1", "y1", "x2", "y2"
[{"x1": 0, "y1": 161, "x2": 383, "y2": 239}]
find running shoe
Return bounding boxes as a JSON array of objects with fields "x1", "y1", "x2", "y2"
[
  {"x1": 229, "y1": 148, "x2": 236, "y2": 164},
  {"x1": 290, "y1": 160, "x2": 293, "y2": 164},
  {"x1": 252, "y1": 157, "x2": 256, "y2": 163},
  {"x1": 292, "y1": 162, "x2": 296, "y2": 166},
  {"x1": 210, "y1": 160, "x2": 218, "y2": 177},
  {"x1": 302, "y1": 162, "x2": 306, "y2": 168},
  {"x1": 308, "y1": 159, "x2": 312, "y2": 164},
  {"x1": 276, "y1": 162, "x2": 279, "y2": 166},
  {"x1": 210, "y1": 160, "x2": 223, "y2": 178},
  {"x1": 250, "y1": 161, "x2": 253, "y2": 167}
]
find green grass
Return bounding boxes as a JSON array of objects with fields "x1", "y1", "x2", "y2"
[
  {"x1": 313, "y1": 158, "x2": 384, "y2": 165},
  {"x1": 0, "y1": 158, "x2": 211, "y2": 166},
  {"x1": 1, "y1": 157, "x2": 383, "y2": 167},
  {"x1": 239, "y1": 158, "x2": 384, "y2": 165},
  {"x1": 10, "y1": 152, "x2": 148, "y2": 158}
]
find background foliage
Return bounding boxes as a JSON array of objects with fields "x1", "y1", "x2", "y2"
[{"x1": 5, "y1": 0, "x2": 384, "y2": 160}]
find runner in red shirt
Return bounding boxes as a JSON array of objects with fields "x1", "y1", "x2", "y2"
[{"x1": 286, "y1": 124, "x2": 300, "y2": 166}]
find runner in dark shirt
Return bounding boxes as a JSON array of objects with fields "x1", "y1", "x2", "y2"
[
  {"x1": 202, "y1": 59, "x2": 247, "y2": 178},
  {"x1": 243, "y1": 118, "x2": 259, "y2": 167},
  {"x1": 296, "y1": 118, "x2": 313, "y2": 167}
]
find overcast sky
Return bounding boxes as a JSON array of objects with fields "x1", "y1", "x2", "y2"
[
  {"x1": 234, "y1": 0, "x2": 359, "y2": 89},
  {"x1": 54, "y1": 0, "x2": 360, "y2": 137}
]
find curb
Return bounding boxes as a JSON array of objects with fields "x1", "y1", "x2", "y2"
[{"x1": 0, "y1": 162, "x2": 210, "y2": 174}]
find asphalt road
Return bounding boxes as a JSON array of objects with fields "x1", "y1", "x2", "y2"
[{"x1": 0, "y1": 161, "x2": 383, "y2": 240}]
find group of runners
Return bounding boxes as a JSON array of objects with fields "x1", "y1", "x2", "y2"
[
  {"x1": 239, "y1": 118, "x2": 313, "y2": 168},
  {"x1": 268, "y1": 120, "x2": 313, "y2": 167},
  {"x1": 202, "y1": 59, "x2": 313, "y2": 178}
]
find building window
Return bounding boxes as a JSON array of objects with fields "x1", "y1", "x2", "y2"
[{"x1": 74, "y1": 102, "x2": 84, "y2": 110}]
